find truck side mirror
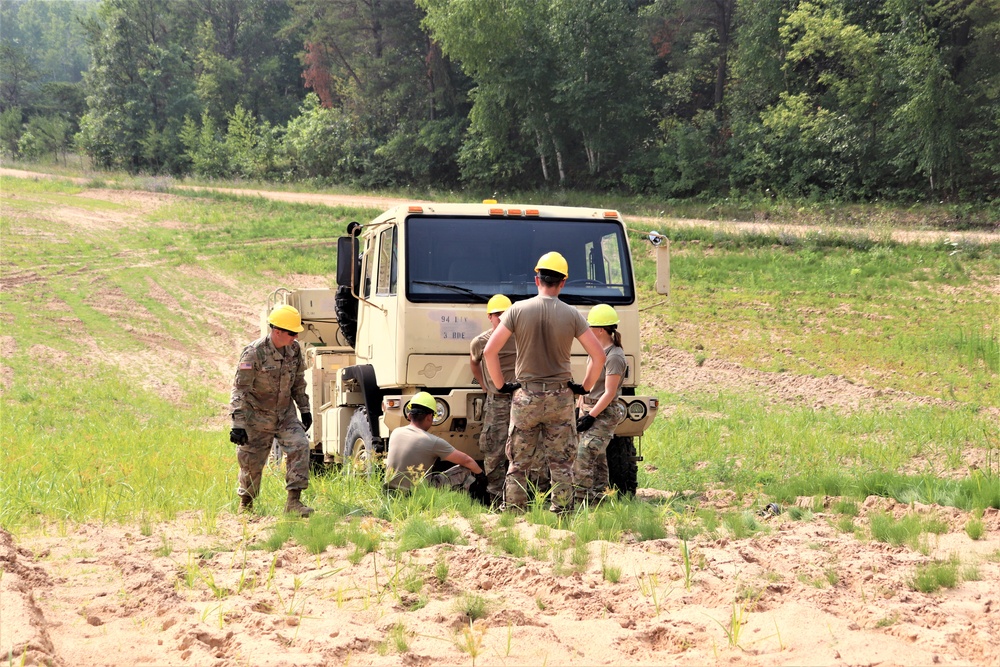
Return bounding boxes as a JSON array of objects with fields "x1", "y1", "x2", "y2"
[
  {"x1": 648, "y1": 231, "x2": 670, "y2": 296},
  {"x1": 336, "y1": 236, "x2": 357, "y2": 288}
]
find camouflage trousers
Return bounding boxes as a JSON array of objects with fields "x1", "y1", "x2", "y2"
[
  {"x1": 386, "y1": 465, "x2": 475, "y2": 494},
  {"x1": 572, "y1": 400, "x2": 626, "y2": 503},
  {"x1": 505, "y1": 386, "x2": 575, "y2": 511},
  {"x1": 479, "y1": 393, "x2": 511, "y2": 497},
  {"x1": 429, "y1": 464, "x2": 476, "y2": 491},
  {"x1": 237, "y1": 415, "x2": 309, "y2": 501}
]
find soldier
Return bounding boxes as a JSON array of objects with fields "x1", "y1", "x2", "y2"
[
  {"x1": 385, "y1": 392, "x2": 484, "y2": 491},
  {"x1": 229, "y1": 304, "x2": 314, "y2": 517},
  {"x1": 469, "y1": 294, "x2": 517, "y2": 505},
  {"x1": 572, "y1": 304, "x2": 628, "y2": 505},
  {"x1": 483, "y1": 251, "x2": 606, "y2": 513}
]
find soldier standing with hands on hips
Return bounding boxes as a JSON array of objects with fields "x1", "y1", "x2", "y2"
[
  {"x1": 470, "y1": 294, "x2": 518, "y2": 506},
  {"x1": 229, "y1": 304, "x2": 315, "y2": 517},
  {"x1": 483, "y1": 251, "x2": 606, "y2": 513}
]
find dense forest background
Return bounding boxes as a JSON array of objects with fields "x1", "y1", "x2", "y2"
[{"x1": 2, "y1": 0, "x2": 998, "y2": 202}]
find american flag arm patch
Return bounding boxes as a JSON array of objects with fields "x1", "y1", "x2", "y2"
[{"x1": 239, "y1": 362, "x2": 253, "y2": 370}]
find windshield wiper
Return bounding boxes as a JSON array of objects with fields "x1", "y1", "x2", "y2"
[{"x1": 411, "y1": 281, "x2": 483, "y2": 298}]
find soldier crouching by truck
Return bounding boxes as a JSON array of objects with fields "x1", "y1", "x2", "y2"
[
  {"x1": 384, "y1": 392, "x2": 484, "y2": 492},
  {"x1": 229, "y1": 305, "x2": 315, "y2": 518}
]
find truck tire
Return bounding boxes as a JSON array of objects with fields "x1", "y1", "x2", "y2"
[
  {"x1": 344, "y1": 408, "x2": 377, "y2": 476},
  {"x1": 334, "y1": 285, "x2": 358, "y2": 348},
  {"x1": 607, "y1": 436, "x2": 638, "y2": 496}
]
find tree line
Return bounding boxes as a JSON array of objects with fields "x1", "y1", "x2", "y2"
[{"x1": 2, "y1": 0, "x2": 998, "y2": 202}]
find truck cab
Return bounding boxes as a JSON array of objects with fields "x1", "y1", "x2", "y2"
[{"x1": 266, "y1": 202, "x2": 669, "y2": 493}]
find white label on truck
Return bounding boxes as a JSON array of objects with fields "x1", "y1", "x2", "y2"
[{"x1": 431, "y1": 311, "x2": 482, "y2": 341}]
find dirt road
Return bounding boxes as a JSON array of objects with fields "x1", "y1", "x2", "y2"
[{"x1": 3, "y1": 167, "x2": 997, "y2": 245}]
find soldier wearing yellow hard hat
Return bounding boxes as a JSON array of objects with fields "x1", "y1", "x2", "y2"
[
  {"x1": 385, "y1": 392, "x2": 483, "y2": 491},
  {"x1": 482, "y1": 251, "x2": 606, "y2": 513},
  {"x1": 469, "y1": 294, "x2": 518, "y2": 505},
  {"x1": 230, "y1": 304, "x2": 314, "y2": 517},
  {"x1": 572, "y1": 304, "x2": 628, "y2": 505}
]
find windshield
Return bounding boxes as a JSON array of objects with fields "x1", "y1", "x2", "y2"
[{"x1": 405, "y1": 216, "x2": 634, "y2": 305}]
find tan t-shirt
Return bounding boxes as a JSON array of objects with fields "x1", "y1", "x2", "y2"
[
  {"x1": 385, "y1": 424, "x2": 456, "y2": 490},
  {"x1": 588, "y1": 345, "x2": 627, "y2": 401},
  {"x1": 500, "y1": 295, "x2": 589, "y2": 382},
  {"x1": 470, "y1": 328, "x2": 516, "y2": 393}
]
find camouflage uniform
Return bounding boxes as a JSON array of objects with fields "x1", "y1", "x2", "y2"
[
  {"x1": 470, "y1": 327, "x2": 516, "y2": 499},
  {"x1": 573, "y1": 399, "x2": 626, "y2": 503},
  {"x1": 498, "y1": 294, "x2": 590, "y2": 512},
  {"x1": 479, "y1": 392, "x2": 511, "y2": 497},
  {"x1": 230, "y1": 335, "x2": 310, "y2": 503},
  {"x1": 429, "y1": 464, "x2": 477, "y2": 491},
  {"x1": 506, "y1": 385, "x2": 575, "y2": 510},
  {"x1": 572, "y1": 343, "x2": 628, "y2": 503}
]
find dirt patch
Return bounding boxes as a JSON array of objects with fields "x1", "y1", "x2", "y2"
[
  {"x1": 78, "y1": 187, "x2": 179, "y2": 215},
  {"x1": 640, "y1": 341, "x2": 953, "y2": 413},
  {"x1": 2, "y1": 505, "x2": 997, "y2": 666}
]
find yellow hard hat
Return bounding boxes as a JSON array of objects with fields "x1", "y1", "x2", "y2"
[
  {"x1": 587, "y1": 304, "x2": 619, "y2": 327},
  {"x1": 407, "y1": 391, "x2": 438, "y2": 413},
  {"x1": 486, "y1": 294, "x2": 512, "y2": 314},
  {"x1": 268, "y1": 304, "x2": 304, "y2": 332},
  {"x1": 535, "y1": 251, "x2": 568, "y2": 277}
]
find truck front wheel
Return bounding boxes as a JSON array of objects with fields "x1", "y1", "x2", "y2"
[
  {"x1": 344, "y1": 408, "x2": 378, "y2": 476},
  {"x1": 606, "y1": 436, "x2": 638, "y2": 496}
]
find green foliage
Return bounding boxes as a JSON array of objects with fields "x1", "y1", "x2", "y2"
[
  {"x1": 867, "y1": 511, "x2": 955, "y2": 550},
  {"x1": 4, "y1": 0, "x2": 1000, "y2": 199},
  {"x1": 419, "y1": 0, "x2": 651, "y2": 188},
  {"x1": 910, "y1": 558, "x2": 959, "y2": 593},
  {"x1": 455, "y1": 592, "x2": 489, "y2": 621},
  {"x1": 965, "y1": 516, "x2": 985, "y2": 540},
  {"x1": 280, "y1": 94, "x2": 365, "y2": 182},
  {"x1": 396, "y1": 516, "x2": 464, "y2": 552},
  {"x1": 722, "y1": 511, "x2": 765, "y2": 539},
  {"x1": 0, "y1": 107, "x2": 23, "y2": 155}
]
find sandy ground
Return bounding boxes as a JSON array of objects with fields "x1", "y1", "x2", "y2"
[
  {"x1": 3, "y1": 505, "x2": 999, "y2": 667},
  {"x1": 2, "y1": 174, "x2": 999, "y2": 666}
]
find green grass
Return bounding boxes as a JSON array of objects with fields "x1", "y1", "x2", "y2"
[
  {"x1": 630, "y1": 220, "x2": 998, "y2": 404},
  {"x1": 640, "y1": 392, "x2": 998, "y2": 508},
  {"x1": 455, "y1": 592, "x2": 489, "y2": 621},
  {"x1": 866, "y1": 511, "x2": 960, "y2": 550},
  {"x1": 2, "y1": 172, "x2": 996, "y2": 548},
  {"x1": 910, "y1": 558, "x2": 960, "y2": 593},
  {"x1": 396, "y1": 516, "x2": 464, "y2": 552},
  {"x1": 965, "y1": 516, "x2": 985, "y2": 540}
]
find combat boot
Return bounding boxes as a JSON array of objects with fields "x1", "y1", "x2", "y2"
[
  {"x1": 238, "y1": 495, "x2": 253, "y2": 513},
  {"x1": 285, "y1": 489, "x2": 314, "y2": 518}
]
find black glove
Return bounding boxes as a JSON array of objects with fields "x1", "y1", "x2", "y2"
[
  {"x1": 229, "y1": 428, "x2": 248, "y2": 445},
  {"x1": 576, "y1": 414, "x2": 596, "y2": 432},
  {"x1": 301, "y1": 412, "x2": 312, "y2": 431},
  {"x1": 568, "y1": 381, "x2": 588, "y2": 395},
  {"x1": 498, "y1": 382, "x2": 521, "y2": 394}
]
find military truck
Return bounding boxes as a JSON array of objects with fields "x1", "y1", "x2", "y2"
[{"x1": 264, "y1": 202, "x2": 669, "y2": 494}]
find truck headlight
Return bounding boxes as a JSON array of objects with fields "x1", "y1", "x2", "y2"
[
  {"x1": 626, "y1": 401, "x2": 647, "y2": 421},
  {"x1": 433, "y1": 399, "x2": 449, "y2": 426}
]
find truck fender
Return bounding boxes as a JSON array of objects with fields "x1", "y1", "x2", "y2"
[{"x1": 340, "y1": 364, "x2": 384, "y2": 452}]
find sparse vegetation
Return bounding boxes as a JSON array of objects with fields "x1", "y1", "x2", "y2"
[
  {"x1": 910, "y1": 559, "x2": 960, "y2": 593},
  {"x1": 455, "y1": 592, "x2": 489, "y2": 621},
  {"x1": 1, "y1": 174, "x2": 997, "y2": 666},
  {"x1": 965, "y1": 516, "x2": 985, "y2": 540}
]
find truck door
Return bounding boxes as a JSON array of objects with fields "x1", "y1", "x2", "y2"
[{"x1": 355, "y1": 225, "x2": 399, "y2": 384}]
